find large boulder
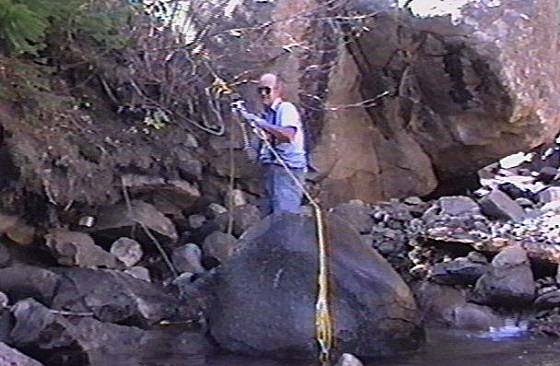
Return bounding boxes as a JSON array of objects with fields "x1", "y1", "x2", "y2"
[{"x1": 207, "y1": 213, "x2": 423, "y2": 359}]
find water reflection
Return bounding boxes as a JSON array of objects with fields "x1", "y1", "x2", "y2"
[{"x1": 88, "y1": 328, "x2": 560, "y2": 366}]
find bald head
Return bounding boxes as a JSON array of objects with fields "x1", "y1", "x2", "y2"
[{"x1": 258, "y1": 73, "x2": 283, "y2": 107}]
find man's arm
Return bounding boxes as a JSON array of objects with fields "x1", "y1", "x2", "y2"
[
  {"x1": 239, "y1": 110, "x2": 295, "y2": 143},
  {"x1": 257, "y1": 123, "x2": 295, "y2": 143}
]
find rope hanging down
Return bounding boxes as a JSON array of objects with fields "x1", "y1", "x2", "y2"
[{"x1": 230, "y1": 99, "x2": 334, "y2": 364}]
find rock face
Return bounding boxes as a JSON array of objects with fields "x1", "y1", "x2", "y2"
[
  {"x1": 207, "y1": 213, "x2": 423, "y2": 358},
  {"x1": 316, "y1": 0, "x2": 560, "y2": 203}
]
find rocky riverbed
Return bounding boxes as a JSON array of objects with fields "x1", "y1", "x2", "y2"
[{"x1": 2, "y1": 139, "x2": 560, "y2": 365}]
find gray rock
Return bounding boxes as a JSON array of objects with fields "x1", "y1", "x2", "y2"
[
  {"x1": 45, "y1": 231, "x2": 119, "y2": 269},
  {"x1": 335, "y1": 353, "x2": 364, "y2": 366},
  {"x1": 0, "y1": 342, "x2": 44, "y2": 366},
  {"x1": 6, "y1": 220, "x2": 35, "y2": 246},
  {"x1": 0, "y1": 291, "x2": 9, "y2": 308},
  {"x1": 91, "y1": 200, "x2": 178, "y2": 242},
  {"x1": 184, "y1": 133, "x2": 199, "y2": 148},
  {"x1": 438, "y1": 196, "x2": 480, "y2": 216},
  {"x1": 206, "y1": 203, "x2": 228, "y2": 219},
  {"x1": 538, "y1": 187, "x2": 560, "y2": 204},
  {"x1": 173, "y1": 272, "x2": 195, "y2": 286},
  {"x1": 0, "y1": 309, "x2": 12, "y2": 344},
  {"x1": 451, "y1": 303, "x2": 504, "y2": 331},
  {"x1": 515, "y1": 198, "x2": 534, "y2": 208},
  {"x1": 414, "y1": 282, "x2": 502, "y2": 331},
  {"x1": 331, "y1": 202, "x2": 373, "y2": 234},
  {"x1": 403, "y1": 196, "x2": 424, "y2": 205},
  {"x1": 202, "y1": 232, "x2": 237, "y2": 266},
  {"x1": 0, "y1": 242, "x2": 11, "y2": 268},
  {"x1": 214, "y1": 204, "x2": 262, "y2": 237},
  {"x1": 536, "y1": 166, "x2": 558, "y2": 184},
  {"x1": 541, "y1": 201, "x2": 560, "y2": 212},
  {"x1": 123, "y1": 266, "x2": 151, "y2": 282},
  {"x1": 0, "y1": 264, "x2": 61, "y2": 305},
  {"x1": 479, "y1": 189, "x2": 525, "y2": 221},
  {"x1": 534, "y1": 289, "x2": 560, "y2": 309},
  {"x1": 172, "y1": 244, "x2": 205, "y2": 274},
  {"x1": 121, "y1": 174, "x2": 165, "y2": 191},
  {"x1": 10, "y1": 298, "x2": 212, "y2": 363},
  {"x1": 188, "y1": 215, "x2": 207, "y2": 230},
  {"x1": 51, "y1": 268, "x2": 185, "y2": 327},
  {"x1": 471, "y1": 246, "x2": 536, "y2": 307},
  {"x1": 10, "y1": 298, "x2": 144, "y2": 355},
  {"x1": 0, "y1": 213, "x2": 18, "y2": 235},
  {"x1": 430, "y1": 252, "x2": 489, "y2": 285},
  {"x1": 224, "y1": 189, "x2": 248, "y2": 208},
  {"x1": 207, "y1": 213, "x2": 423, "y2": 358},
  {"x1": 176, "y1": 156, "x2": 204, "y2": 182},
  {"x1": 121, "y1": 175, "x2": 201, "y2": 211},
  {"x1": 111, "y1": 237, "x2": 143, "y2": 267},
  {"x1": 152, "y1": 179, "x2": 201, "y2": 211}
]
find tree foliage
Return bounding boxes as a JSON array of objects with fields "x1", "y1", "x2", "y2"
[{"x1": 0, "y1": 0, "x2": 134, "y2": 55}]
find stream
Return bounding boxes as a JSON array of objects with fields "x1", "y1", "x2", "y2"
[{"x1": 86, "y1": 327, "x2": 560, "y2": 366}]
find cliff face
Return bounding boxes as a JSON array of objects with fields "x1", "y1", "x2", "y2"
[{"x1": 313, "y1": 0, "x2": 560, "y2": 205}]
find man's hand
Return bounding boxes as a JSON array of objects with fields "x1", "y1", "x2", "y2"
[{"x1": 239, "y1": 110, "x2": 266, "y2": 127}]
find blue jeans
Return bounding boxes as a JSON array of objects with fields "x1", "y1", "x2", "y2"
[{"x1": 261, "y1": 164, "x2": 305, "y2": 215}]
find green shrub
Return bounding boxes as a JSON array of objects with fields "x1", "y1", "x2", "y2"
[
  {"x1": 0, "y1": 0, "x2": 50, "y2": 55},
  {"x1": 0, "y1": 0, "x2": 133, "y2": 56}
]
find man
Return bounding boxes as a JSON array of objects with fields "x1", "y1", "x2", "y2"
[{"x1": 239, "y1": 73, "x2": 307, "y2": 215}]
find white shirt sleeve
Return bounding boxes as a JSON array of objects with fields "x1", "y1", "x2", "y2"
[{"x1": 278, "y1": 103, "x2": 301, "y2": 130}]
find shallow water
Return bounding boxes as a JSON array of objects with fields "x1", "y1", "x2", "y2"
[{"x1": 87, "y1": 328, "x2": 560, "y2": 366}]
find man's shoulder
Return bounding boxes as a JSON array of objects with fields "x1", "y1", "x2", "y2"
[
  {"x1": 277, "y1": 101, "x2": 300, "y2": 120},
  {"x1": 278, "y1": 101, "x2": 298, "y2": 111}
]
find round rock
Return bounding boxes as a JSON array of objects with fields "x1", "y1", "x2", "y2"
[{"x1": 111, "y1": 237, "x2": 143, "y2": 267}]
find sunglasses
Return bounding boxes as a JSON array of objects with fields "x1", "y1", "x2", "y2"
[{"x1": 257, "y1": 86, "x2": 272, "y2": 96}]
